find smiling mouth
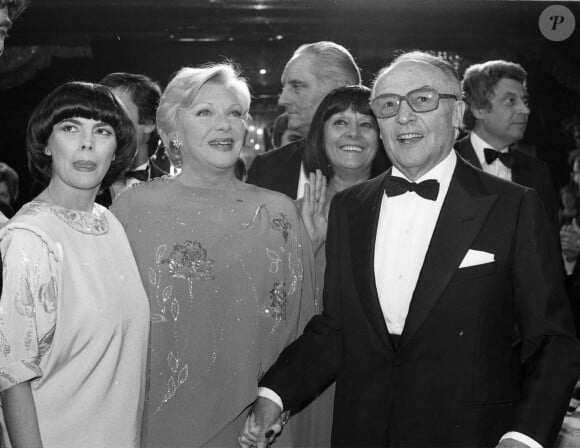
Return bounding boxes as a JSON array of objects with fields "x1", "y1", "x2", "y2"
[
  {"x1": 73, "y1": 161, "x2": 97, "y2": 171},
  {"x1": 340, "y1": 145, "x2": 364, "y2": 153},
  {"x1": 397, "y1": 133, "x2": 423, "y2": 143},
  {"x1": 209, "y1": 139, "x2": 235, "y2": 151}
]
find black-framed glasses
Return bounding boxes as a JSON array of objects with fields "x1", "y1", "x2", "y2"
[{"x1": 370, "y1": 88, "x2": 457, "y2": 119}]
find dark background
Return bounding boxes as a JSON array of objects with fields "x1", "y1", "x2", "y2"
[{"x1": 1, "y1": 0, "x2": 580, "y2": 208}]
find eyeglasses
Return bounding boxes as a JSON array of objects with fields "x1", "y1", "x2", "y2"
[{"x1": 370, "y1": 88, "x2": 457, "y2": 119}]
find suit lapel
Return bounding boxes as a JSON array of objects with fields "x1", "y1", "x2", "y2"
[
  {"x1": 349, "y1": 173, "x2": 394, "y2": 350},
  {"x1": 400, "y1": 158, "x2": 497, "y2": 348},
  {"x1": 455, "y1": 136, "x2": 482, "y2": 169}
]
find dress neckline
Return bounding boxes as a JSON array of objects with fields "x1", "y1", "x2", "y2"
[{"x1": 24, "y1": 200, "x2": 110, "y2": 235}]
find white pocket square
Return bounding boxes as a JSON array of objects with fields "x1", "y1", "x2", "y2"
[{"x1": 459, "y1": 249, "x2": 495, "y2": 268}]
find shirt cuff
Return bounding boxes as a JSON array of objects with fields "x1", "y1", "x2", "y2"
[
  {"x1": 500, "y1": 432, "x2": 542, "y2": 448},
  {"x1": 257, "y1": 387, "x2": 284, "y2": 411}
]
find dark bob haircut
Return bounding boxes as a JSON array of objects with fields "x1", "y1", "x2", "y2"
[
  {"x1": 304, "y1": 85, "x2": 385, "y2": 180},
  {"x1": 26, "y1": 81, "x2": 137, "y2": 190}
]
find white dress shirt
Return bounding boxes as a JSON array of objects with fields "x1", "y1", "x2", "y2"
[
  {"x1": 470, "y1": 132, "x2": 512, "y2": 181},
  {"x1": 374, "y1": 151, "x2": 455, "y2": 334}
]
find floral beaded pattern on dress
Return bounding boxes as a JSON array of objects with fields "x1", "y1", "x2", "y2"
[
  {"x1": 149, "y1": 240, "x2": 215, "y2": 413},
  {"x1": 0, "y1": 251, "x2": 56, "y2": 385}
]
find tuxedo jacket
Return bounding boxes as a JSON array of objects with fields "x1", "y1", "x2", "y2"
[
  {"x1": 454, "y1": 135, "x2": 559, "y2": 231},
  {"x1": 260, "y1": 156, "x2": 580, "y2": 447},
  {"x1": 246, "y1": 139, "x2": 391, "y2": 199}
]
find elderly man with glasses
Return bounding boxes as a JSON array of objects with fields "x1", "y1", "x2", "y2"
[{"x1": 240, "y1": 51, "x2": 580, "y2": 448}]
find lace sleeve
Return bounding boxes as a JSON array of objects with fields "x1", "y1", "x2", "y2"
[{"x1": 0, "y1": 227, "x2": 59, "y2": 391}]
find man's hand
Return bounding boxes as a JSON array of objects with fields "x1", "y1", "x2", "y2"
[
  {"x1": 238, "y1": 397, "x2": 283, "y2": 448},
  {"x1": 495, "y1": 438, "x2": 533, "y2": 448}
]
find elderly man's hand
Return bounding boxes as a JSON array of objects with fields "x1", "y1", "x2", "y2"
[{"x1": 238, "y1": 397, "x2": 283, "y2": 448}]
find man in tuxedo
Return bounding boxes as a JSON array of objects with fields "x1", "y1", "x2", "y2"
[
  {"x1": 454, "y1": 60, "x2": 558, "y2": 229},
  {"x1": 241, "y1": 51, "x2": 580, "y2": 448},
  {"x1": 246, "y1": 41, "x2": 388, "y2": 198},
  {"x1": 97, "y1": 72, "x2": 169, "y2": 206}
]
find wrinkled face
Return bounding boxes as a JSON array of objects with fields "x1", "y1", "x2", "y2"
[
  {"x1": 0, "y1": 7, "x2": 12, "y2": 57},
  {"x1": 111, "y1": 88, "x2": 155, "y2": 151},
  {"x1": 0, "y1": 181, "x2": 10, "y2": 205},
  {"x1": 46, "y1": 117, "x2": 117, "y2": 192},
  {"x1": 372, "y1": 61, "x2": 464, "y2": 180},
  {"x1": 176, "y1": 81, "x2": 247, "y2": 173},
  {"x1": 474, "y1": 77, "x2": 530, "y2": 147},
  {"x1": 279, "y1": 54, "x2": 337, "y2": 137},
  {"x1": 324, "y1": 106, "x2": 379, "y2": 175}
]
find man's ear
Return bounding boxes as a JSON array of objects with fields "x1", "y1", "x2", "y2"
[
  {"x1": 453, "y1": 100, "x2": 466, "y2": 129},
  {"x1": 44, "y1": 147, "x2": 52, "y2": 156},
  {"x1": 471, "y1": 106, "x2": 487, "y2": 120}
]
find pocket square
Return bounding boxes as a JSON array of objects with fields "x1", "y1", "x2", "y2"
[{"x1": 459, "y1": 249, "x2": 495, "y2": 268}]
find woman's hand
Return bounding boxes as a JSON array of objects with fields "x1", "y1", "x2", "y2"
[{"x1": 300, "y1": 170, "x2": 328, "y2": 255}]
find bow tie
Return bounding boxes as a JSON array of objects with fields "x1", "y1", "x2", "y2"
[
  {"x1": 384, "y1": 175, "x2": 440, "y2": 201},
  {"x1": 125, "y1": 167, "x2": 150, "y2": 182},
  {"x1": 484, "y1": 147, "x2": 512, "y2": 168}
]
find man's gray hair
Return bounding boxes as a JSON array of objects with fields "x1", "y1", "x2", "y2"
[{"x1": 294, "y1": 41, "x2": 361, "y2": 86}]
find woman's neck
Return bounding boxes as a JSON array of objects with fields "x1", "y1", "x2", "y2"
[
  {"x1": 330, "y1": 168, "x2": 372, "y2": 193},
  {"x1": 176, "y1": 164, "x2": 241, "y2": 191},
  {"x1": 40, "y1": 180, "x2": 97, "y2": 212}
]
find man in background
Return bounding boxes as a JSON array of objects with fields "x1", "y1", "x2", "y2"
[
  {"x1": 247, "y1": 40, "x2": 388, "y2": 199},
  {"x1": 0, "y1": 0, "x2": 28, "y2": 57},
  {"x1": 98, "y1": 72, "x2": 168, "y2": 205},
  {"x1": 455, "y1": 60, "x2": 558, "y2": 229}
]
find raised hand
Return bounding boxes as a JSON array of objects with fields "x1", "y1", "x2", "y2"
[{"x1": 300, "y1": 169, "x2": 328, "y2": 254}]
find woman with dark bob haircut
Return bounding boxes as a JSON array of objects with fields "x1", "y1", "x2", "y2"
[
  {"x1": 282, "y1": 85, "x2": 388, "y2": 448},
  {"x1": 0, "y1": 81, "x2": 150, "y2": 447},
  {"x1": 27, "y1": 81, "x2": 136, "y2": 192}
]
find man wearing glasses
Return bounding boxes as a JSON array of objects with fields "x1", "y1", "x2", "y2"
[
  {"x1": 241, "y1": 51, "x2": 579, "y2": 448},
  {"x1": 455, "y1": 60, "x2": 558, "y2": 231}
]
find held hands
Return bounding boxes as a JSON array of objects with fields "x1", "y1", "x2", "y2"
[
  {"x1": 300, "y1": 170, "x2": 328, "y2": 254},
  {"x1": 560, "y1": 224, "x2": 580, "y2": 262},
  {"x1": 238, "y1": 397, "x2": 287, "y2": 448}
]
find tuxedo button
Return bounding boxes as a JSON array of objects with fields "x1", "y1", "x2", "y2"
[{"x1": 393, "y1": 357, "x2": 403, "y2": 366}]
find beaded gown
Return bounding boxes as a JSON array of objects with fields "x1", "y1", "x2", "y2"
[
  {"x1": 111, "y1": 177, "x2": 317, "y2": 447},
  {"x1": 0, "y1": 200, "x2": 150, "y2": 447}
]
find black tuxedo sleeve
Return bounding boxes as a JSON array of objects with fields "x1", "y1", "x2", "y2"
[
  {"x1": 259, "y1": 195, "x2": 345, "y2": 411},
  {"x1": 246, "y1": 154, "x2": 262, "y2": 186},
  {"x1": 512, "y1": 189, "x2": 580, "y2": 445}
]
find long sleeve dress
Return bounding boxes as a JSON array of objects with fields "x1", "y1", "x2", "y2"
[
  {"x1": 0, "y1": 200, "x2": 150, "y2": 447},
  {"x1": 112, "y1": 177, "x2": 317, "y2": 447}
]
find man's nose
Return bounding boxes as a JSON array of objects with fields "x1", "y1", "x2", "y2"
[
  {"x1": 396, "y1": 99, "x2": 416, "y2": 124},
  {"x1": 278, "y1": 86, "x2": 290, "y2": 108}
]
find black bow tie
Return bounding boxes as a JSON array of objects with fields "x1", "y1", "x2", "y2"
[
  {"x1": 384, "y1": 175, "x2": 440, "y2": 201},
  {"x1": 484, "y1": 147, "x2": 512, "y2": 168},
  {"x1": 125, "y1": 167, "x2": 150, "y2": 182}
]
